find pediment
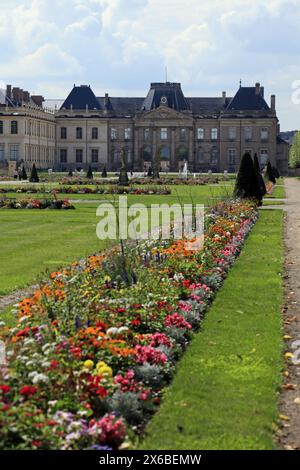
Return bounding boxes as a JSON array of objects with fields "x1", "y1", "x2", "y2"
[{"x1": 137, "y1": 105, "x2": 193, "y2": 122}]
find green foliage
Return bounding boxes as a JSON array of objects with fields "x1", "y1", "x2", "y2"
[
  {"x1": 147, "y1": 166, "x2": 153, "y2": 177},
  {"x1": 266, "y1": 162, "x2": 276, "y2": 184},
  {"x1": 68, "y1": 169, "x2": 73, "y2": 177},
  {"x1": 234, "y1": 153, "x2": 262, "y2": 202},
  {"x1": 86, "y1": 166, "x2": 93, "y2": 179},
  {"x1": 289, "y1": 130, "x2": 300, "y2": 168},
  {"x1": 253, "y1": 153, "x2": 266, "y2": 196},
  {"x1": 21, "y1": 166, "x2": 27, "y2": 180},
  {"x1": 101, "y1": 166, "x2": 107, "y2": 178},
  {"x1": 29, "y1": 164, "x2": 39, "y2": 183}
]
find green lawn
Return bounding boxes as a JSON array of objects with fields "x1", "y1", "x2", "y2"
[
  {"x1": 0, "y1": 184, "x2": 234, "y2": 296},
  {"x1": 140, "y1": 210, "x2": 283, "y2": 450}
]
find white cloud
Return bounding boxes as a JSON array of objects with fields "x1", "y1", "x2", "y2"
[{"x1": 0, "y1": 0, "x2": 299, "y2": 128}]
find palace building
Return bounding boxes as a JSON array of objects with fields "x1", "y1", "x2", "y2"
[{"x1": 0, "y1": 81, "x2": 289, "y2": 175}]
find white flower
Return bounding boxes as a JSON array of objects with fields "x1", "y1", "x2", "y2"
[
  {"x1": 32, "y1": 373, "x2": 49, "y2": 384},
  {"x1": 106, "y1": 327, "x2": 118, "y2": 337},
  {"x1": 41, "y1": 361, "x2": 51, "y2": 368},
  {"x1": 118, "y1": 326, "x2": 129, "y2": 334},
  {"x1": 23, "y1": 338, "x2": 35, "y2": 346},
  {"x1": 28, "y1": 371, "x2": 37, "y2": 379},
  {"x1": 48, "y1": 400, "x2": 58, "y2": 407},
  {"x1": 0, "y1": 321, "x2": 5, "y2": 327}
]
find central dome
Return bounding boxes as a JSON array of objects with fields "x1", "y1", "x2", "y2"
[{"x1": 141, "y1": 82, "x2": 190, "y2": 112}]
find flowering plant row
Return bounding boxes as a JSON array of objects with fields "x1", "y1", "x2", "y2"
[
  {"x1": 60, "y1": 175, "x2": 227, "y2": 186},
  {"x1": 0, "y1": 198, "x2": 75, "y2": 210},
  {"x1": 0, "y1": 186, "x2": 171, "y2": 196},
  {"x1": 0, "y1": 199, "x2": 257, "y2": 450}
]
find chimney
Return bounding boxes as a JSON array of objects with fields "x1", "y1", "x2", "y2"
[
  {"x1": 31, "y1": 95, "x2": 44, "y2": 107},
  {"x1": 6, "y1": 84, "x2": 11, "y2": 99},
  {"x1": 23, "y1": 91, "x2": 30, "y2": 103},
  {"x1": 222, "y1": 91, "x2": 226, "y2": 105},
  {"x1": 255, "y1": 82, "x2": 261, "y2": 95},
  {"x1": 271, "y1": 94, "x2": 276, "y2": 112},
  {"x1": 104, "y1": 92, "x2": 109, "y2": 107},
  {"x1": 12, "y1": 87, "x2": 20, "y2": 102}
]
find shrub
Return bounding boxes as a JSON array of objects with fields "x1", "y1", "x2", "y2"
[
  {"x1": 86, "y1": 166, "x2": 93, "y2": 179},
  {"x1": 21, "y1": 166, "x2": 27, "y2": 180},
  {"x1": 253, "y1": 153, "x2": 266, "y2": 196},
  {"x1": 68, "y1": 169, "x2": 73, "y2": 177},
  {"x1": 29, "y1": 164, "x2": 39, "y2": 183},
  {"x1": 234, "y1": 152, "x2": 262, "y2": 203},
  {"x1": 266, "y1": 161, "x2": 276, "y2": 183},
  {"x1": 101, "y1": 166, "x2": 107, "y2": 178}
]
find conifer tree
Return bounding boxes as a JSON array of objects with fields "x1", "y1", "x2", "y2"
[
  {"x1": 86, "y1": 166, "x2": 93, "y2": 179},
  {"x1": 234, "y1": 152, "x2": 262, "y2": 204},
  {"x1": 101, "y1": 166, "x2": 107, "y2": 177},
  {"x1": 29, "y1": 164, "x2": 39, "y2": 183},
  {"x1": 21, "y1": 166, "x2": 27, "y2": 180},
  {"x1": 253, "y1": 153, "x2": 266, "y2": 196}
]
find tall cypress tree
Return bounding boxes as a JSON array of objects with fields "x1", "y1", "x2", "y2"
[
  {"x1": 86, "y1": 165, "x2": 93, "y2": 179},
  {"x1": 266, "y1": 161, "x2": 276, "y2": 183},
  {"x1": 29, "y1": 164, "x2": 39, "y2": 183},
  {"x1": 253, "y1": 153, "x2": 266, "y2": 196},
  {"x1": 234, "y1": 152, "x2": 262, "y2": 204},
  {"x1": 101, "y1": 166, "x2": 107, "y2": 177},
  {"x1": 21, "y1": 166, "x2": 27, "y2": 180}
]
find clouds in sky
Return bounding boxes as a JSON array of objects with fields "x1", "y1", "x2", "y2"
[{"x1": 0, "y1": 0, "x2": 299, "y2": 129}]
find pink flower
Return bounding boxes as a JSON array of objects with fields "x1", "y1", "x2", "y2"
[
  {"x1": 165, "y1": 313, "x2": 192, "y2": 330},
  {"x1": 134, "y1": 345, "x2": 167, "y2": 365},
  {"x1": 150, "y1": 332, "x2": 172, "y2": 348}
]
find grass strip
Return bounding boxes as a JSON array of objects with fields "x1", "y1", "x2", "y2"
[{"x1": 140, "y1": 210, "x2": 283, "y2": 450}]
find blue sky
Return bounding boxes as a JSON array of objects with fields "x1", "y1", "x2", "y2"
[{"x1": 0, "y1": 0, "x2": 299, "y2": 130}]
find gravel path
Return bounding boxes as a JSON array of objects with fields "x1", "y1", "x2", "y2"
[{"x1": 277, "y1": 178, "x2": 300, "y2": 450}]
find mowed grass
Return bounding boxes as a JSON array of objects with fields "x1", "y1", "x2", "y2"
[
  {"x1": 0, "y1": 184, "x2": 233, "y2": 296},
  {"x1": 140, "y1": 210, "x2": 283, "y2": 450}
]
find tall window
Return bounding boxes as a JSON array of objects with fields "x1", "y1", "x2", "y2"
[
  {"x1": 144, "y1": 128, "x2": 150, "y2": 141},
  {"x1": 91, "y1": 149, "x2": 99, "y2": 163},
  {"x1": 197, "y1": 147, "x2": 204, "y2": 162},
  {"x1": 11, "y1": 120, "x2": 18, "y2": 134},
  {"x1": 211, "y1": 128, "x2": 218, "y2": 141},
  {"x1": 180, "y1": 128, "x2": 187, "y2": 141},
  {"x1": 228, "y1": 127, "x2": 236, "y2": 140},
  {"x1": 244, "y1": 127, "x2": 252, "y2": 141},
  {"x1": 260, "y1": 149, "x2": 268, "y2": 166},
  {"x1": 261, "y1": 127, "x2": 269, "y2": 141},
  {"x1": 10, "y1": 144, "x2": 19, "y2": 160},
  {"x1": 92, "y1": 127, "x2": 98, "y2": 139},
  {"x1": 210, "y1": 148, "x2": 218, "y2": 165},
  {"x1": 60, "y1": 149, "x2": 67, "y2": 163},
  {"x1": 244, "y1": 148, "x2": 253, "y2": 157},
  {"x1": 124, "y1": 128, "x2": 131, "y2": 140},
  {"x1": 76, "y1": 149, "x2": 83, "y2": 163},
  {"x1": 76, "y1": 127, "x2": 82, "y2": 139},
  {"x1": 160, "y1": 146, "x2": 171, "y2": 160},
  {"x1": 228, "y1": 149, "x2": 236, "y2": 165},
  {"x1": 0, "y1": 121, "x2": 3, "y2": 134},
  {"x1": 111, "y1": 128, "x2": 117, "y2": 140},
  {"x1": 160, "y1": 128, "x2": 168, "y2": 140},
  {"x1": 0, "y1": 144, "x2": 4, "y2": 160},
  {"x1": 60, "y1": 127, "x2": 67, "y2": 139},
  {"x1": 142, "y1": 146, "x2": 151, "y2": 161},
  {"x1": 197, "y1": 128, "x2": 204, "y2": 140}
]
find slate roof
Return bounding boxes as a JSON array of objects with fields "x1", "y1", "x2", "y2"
[
  {"x1": 187, "y1": 97, "x2": 232, "y2": 112},
  {"x1": 141, "y1": 82, "x2": 190, "y2": 111},
  {"x1": 61, "y1": 85, "x2": 101, "y2": 110},
  {"x1": 226, "y1": 87, "x2": 270, "y2": 111},
  {"x1": 277, "y1": 135, "x2": 289, "y2": 145},
  {"x1": 97, "y1": 97, "x2": 144, "y2": 114}
]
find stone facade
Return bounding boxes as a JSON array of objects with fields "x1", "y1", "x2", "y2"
[
  {"x1": 0, "y1": 86, "x2": 55, "y2": 172},
  {"x1": 0, "y1": 82, "x2": 289, "y2": 174}
]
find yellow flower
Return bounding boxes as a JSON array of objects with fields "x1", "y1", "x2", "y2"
[
  {"x1": 83, "y1": 360, "x2": 94, "y2": 370},
  {"x1": 96, "y1": 361, "x2": 113, "y2": 377}
]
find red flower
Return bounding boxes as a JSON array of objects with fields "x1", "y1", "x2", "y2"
[
  {"x1": 16, "y1": 327, "x2": 30, "y2": 337},
  {"x1": 20, "y1": 386, "x2": 37, "y2": 398},
  {"x1": 0, "y1": 385, "x2": 10, "y2": 394},
  {"x1": 50, "y1": 360, "x2": 59, "y2": 370},
  {"x1": 96, "y1": 321, "x2": 107, "y2": 331},
  {"x1": 183, "y1": 279, "x2": 191, "y2": 287},
  {"x1": 70, "y1": 347, "x2": 82, "y2": 358},
  {"x1": 32, "y1": 440, "x2": 42, "y2": 448},
  {"x1": 117, "y1": 308, "x2": 126, "y2": 313}
]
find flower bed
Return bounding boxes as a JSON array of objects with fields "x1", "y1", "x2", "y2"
[
  {"x1": 60, "y1": 175, "x2": 226, "y2": 186},
  {"x1": 0, "y1": 186, "x2": 171, "y2": 196},
  {"x1": 0, "y1": 200, "x2": 257, "y2": 450},
  {"x1": 0, "y1": 198, "x2": 75, "y2": 210}
]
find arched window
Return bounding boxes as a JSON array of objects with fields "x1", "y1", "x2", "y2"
[
  {"x1": 178, "y1": 146, "x2": 188, "y2": 161},
  {"x1": 142, "y1": 146, "x2": 152, "y2": 161},
  {"x1": 160, "y1": 146, "x2": 171, "y2": 160},
  {"x1": 11, "y1": 120, "x2": 18, "y2": 134},
  {"x1": 197, "y1": 147, "x2": 204, "y2": 162}
]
